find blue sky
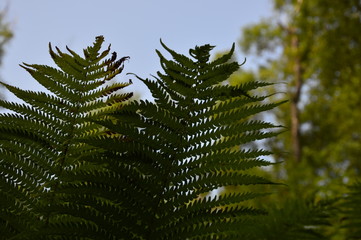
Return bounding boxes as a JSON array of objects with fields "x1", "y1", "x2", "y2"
[{"x1": 1, "y1": 0, "x2": 272, "y2": 103}]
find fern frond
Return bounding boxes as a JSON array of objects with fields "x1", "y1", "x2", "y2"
[
  {"x1": 88, "y1": 41, "x2": 283, "y2": 239},
  {"x1": 341, "y1": 181, "x2": 361, "y2": 239},
  {"x1": 0, "y1": 36, "x2": 132, "y2": 239},
  {"x1": 1, "y1": 36, "x2": 283, "y2": 239}
]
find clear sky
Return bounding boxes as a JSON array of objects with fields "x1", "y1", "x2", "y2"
[{"x1": 0, "y1": 0, "x2": 272, "y2": 103}]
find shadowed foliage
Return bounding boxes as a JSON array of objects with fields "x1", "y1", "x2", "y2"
[{"x1": 0, "y1": 36, "x2": 283, "y2": 239}]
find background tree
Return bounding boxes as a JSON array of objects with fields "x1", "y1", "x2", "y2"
[
  {"x1": 0, "y1": 8, "x2": 13, "y2": 100},
  {"x1": 237, "y1": 0, "x2": 361, "y2": 200},
  {"x1": 233, "y1": 1, "x2": 361, "y2": 238}
]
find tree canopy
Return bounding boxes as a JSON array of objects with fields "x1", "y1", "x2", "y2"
[
  {"x1": 236, "y1": 0, "x2": 361, "y2": 238},
  {"x1": 0, "y1": 9, "x2": 13, "y2": 100}
]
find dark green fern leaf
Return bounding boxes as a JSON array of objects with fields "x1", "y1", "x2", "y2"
[
  {"x1": 241, "y1": 198, "x2": 331, "y2": 240},
  {"x1": 1, "y1": 37, "x2": 284, "y2": 239},
  {"x1": 0, "y1": 36, "x2": 132, "y2": 239},
  {"x1": 341, "y1": 181, "x2": 361, "y2": 239},
  {"x1": 87, "y1": 41, "x2": 283, "y2": 239}
]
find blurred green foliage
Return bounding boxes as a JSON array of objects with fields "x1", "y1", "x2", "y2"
[
  {"x1": 0, "y1": 8, "x2": 13, "y2": 101},
  {"x1": 238, "y1": 0, "x2": 361, "y2": 196},
  {"x1": 225, "y1": 0, "x2": 361, "y2": 238},
  {"x1": 0, "y1": 9, "x2": 13, "y2": 65}
]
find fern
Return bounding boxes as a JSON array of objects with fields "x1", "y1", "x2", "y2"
[
  {"x1": 0, "y1": 36, "x2": 132, "y2": 239},
  {"x1": 246, "y1": 198, "x2": 331, "y2": 240},
  {"x1": 86, "y1": 41, "x2": 284, "y2": 239},
  {"x1": 0, "y1": 36, "x2": 283, "y2": 239},
  {"x1": 341, "y1": 181, "x2": 361, "y2": 239}
]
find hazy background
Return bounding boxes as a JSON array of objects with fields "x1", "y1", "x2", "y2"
[{"x1": 0, "y1": 0, "x2": 271, "y2": 102}]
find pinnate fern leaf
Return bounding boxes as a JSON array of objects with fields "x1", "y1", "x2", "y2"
[
  {"x1": 1, "y1": 36, "x2": 283, "y2": 239},
  {"x1": 0, "y1": 36, "x2": 132, "y2": 239},
  {"x1": 86, "y1": 41, "x2": 283, "y2": 239},
  {"x1": 341, "y1": 181, "x2": 361, "y2": 239}
]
